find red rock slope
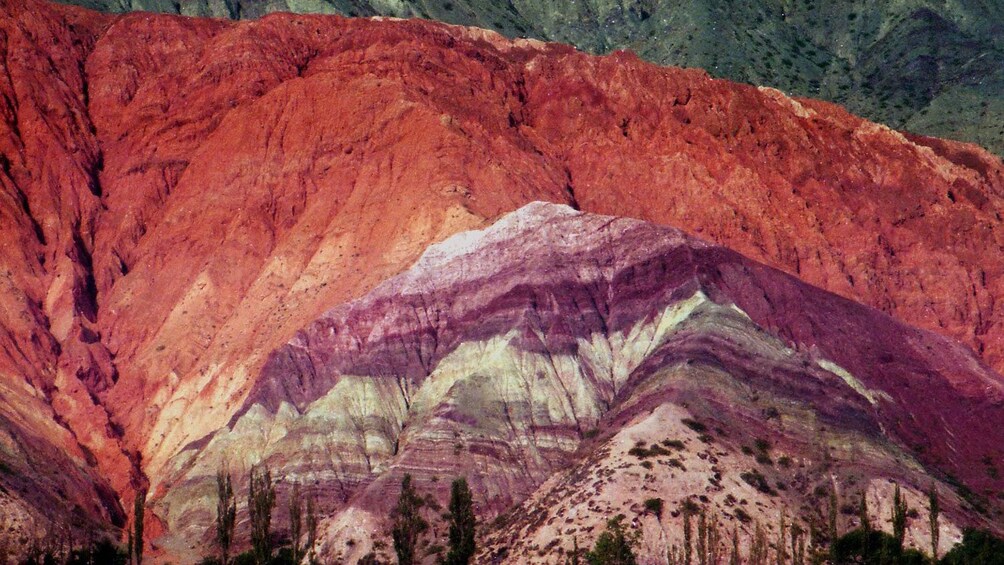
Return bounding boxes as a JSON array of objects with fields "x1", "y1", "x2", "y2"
[{"x1": 0, "y1": 0, "x2": 1002, "y2": 553}]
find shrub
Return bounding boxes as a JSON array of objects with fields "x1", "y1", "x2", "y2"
[
  {"x1": 643, "y1": 498, "x2": 663, "y2": 518},
  {"x1": 740, "y1": 470, "x2": 775, "y2": 495},
  {"x1": 681, "y1": 419, "x2": 707, "y2": 433}
]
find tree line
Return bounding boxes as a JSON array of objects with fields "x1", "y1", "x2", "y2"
[{"x1": 562, "y1": 482, "x2": 1004, "y2": 565}]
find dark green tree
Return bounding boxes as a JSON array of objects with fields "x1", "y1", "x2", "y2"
[
  {"x1": 831, "y1": 529, "x2": 926, "y2": 564},
  {"x1": 133, "y1": 490, "x2": 145, "y2": 565},
  {"x1": 683, "y1": 507, "x2": 694, "y2": 565},
  {"x1": 305, "y1": 495, "x2": 318, "y2": 564},
  {"x1": 585, "y1": 516, "x2": 637, "y2": 565},
  {"x1": 940, "y1": 529, "x2": 1004, "y2": 565},
  {"x1": 444, "y1": 477, "x2": 476, "y2": 565},
  {"x1": 216, "y1": 467, "x2": 237, "y2": 565},
  {"x1": 248, "y1": 464, "x2": 276, "y2": 565},
  {"x1": 391, "y1": 474, "x2": 427, "y2": 565},
  {"x1": 859, "y1": 492, "x2": 871, "y2": 532},
  {"x1": 288, "y1": 481, "x2": 303, "y2": 564},
  {"x1": 928, "y1": 483, "x2": 939, "y2": 562},
  {"x1": 891, "y1": 484, "x2": 908, "y2": 548},
  {"x1": 829, "y1": 487, "x2": 839, "y2": 561}
]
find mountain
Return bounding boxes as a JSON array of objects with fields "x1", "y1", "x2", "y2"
[
  {"x1": 157, "y1": 201, "x2": 1004, "y2": 563},
  {"x1": 50, "y1": 0, "x2": 1004, "y2": 158},
  {"x1": 1, "y1": 0, "x2": 1003, "y2": 560}
]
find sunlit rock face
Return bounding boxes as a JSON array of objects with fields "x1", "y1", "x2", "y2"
[{"x1": 156, "y1": 203, "x2": 1004, "y2": 563}]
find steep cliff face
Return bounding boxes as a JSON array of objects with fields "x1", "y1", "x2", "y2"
[
  {"x1": 160, "y1": 203, "x2": 1003, "y2": 563},
  {"x1": 1, "y1": 0, "x2": 1004, "y2": 559}
]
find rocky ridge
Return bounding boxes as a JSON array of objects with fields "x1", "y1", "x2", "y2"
[{"x1": 52, "y1": 0, "x2": 1004, "y2": 157}]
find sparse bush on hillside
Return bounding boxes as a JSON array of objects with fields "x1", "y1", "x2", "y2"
[{"x1": 643, "y1": 498, "x2": 663, "y2": 518}]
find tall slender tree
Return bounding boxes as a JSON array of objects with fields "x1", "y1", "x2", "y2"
[
  {"x1": 750, "y1": 521, "x2": 768, "y2": 565},
  {"x1": 776, "y1": 509, "x2": 787, "y2": 565},
  {"x1": 305, "y1": 495, "x2": 318, "y2": 564},
  {"x1": 892, "y1": 483, "x2": 908, "y2": 547},
  {"x1": 248, "y1": 464, "x2": 276, "y2": 565},
  {"x1": 216, "y1": 467, "x2": 237, "y2": 565},
  {"x1": 828, "y1": 487, "x2": 838, "y2": 556},
  {"x1": 929, "y1": 483, "x2": 940, "y2": 561},
  {"x1": 444, "y1": 477, "x2": 477, "y2": 565},
  {"x1": 729, "y1": 526, "x2": 740, "y2": 565},
  {"x1": 133, "y1": 490, "x2": 145, "y2": 565},
  {"x1": 683, "y1": 508, "x2": 694, "y2": 565},
  {"x1": 289, "y1": 481, "x2": 303, "y2": 565},
  {"x1": 697, "y1": 510, "x2": 708, "y2": 565},
  {"x1": 858, "y1": 492, "x2": 871, "y2": 532},
  {"x1": 392, "y1": 474, "x2": 427, "y2": 565}
]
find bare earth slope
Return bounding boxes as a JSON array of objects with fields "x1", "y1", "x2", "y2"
[{"x1": 1, "y1": 0, "x2": 1004, "y2": 558}]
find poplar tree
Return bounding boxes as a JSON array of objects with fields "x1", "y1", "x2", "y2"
[
  {"x1": 444, "y1": 477, "x2": 476, "y2": 565},
  {"x1": 929, "y1": 483, "x2": 940, "y2": 561},
  {"x1": 306, "y1": 495, "x2": 318, "y2": 564},
  {"x1": 289, "y1": 481, "x2": 303, "y2": 564},
  {"x1": 392, "y1": 474, "x2": 427, "y2": 565},
  {"x1": 216, "y1": 467, "x2": 237, "y2": 565},
  {"x1": 891, "y1": 484, "x2": 908, "y2": 547},
  {"x1": 858, "y1": 492, "x2": 871, "y2": 532},
  {"x1": 248, "y1": 464, "x2": 276, "y2": 565}
]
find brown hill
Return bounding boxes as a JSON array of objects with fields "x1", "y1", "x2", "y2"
[{"x1": 0, "y1": 0, "x2": 1002, "y2": 558}]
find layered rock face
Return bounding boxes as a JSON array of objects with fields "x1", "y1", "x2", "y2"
[
  {"x1": 1, "y1": 0, "x2": 1004, "y2": 559},
  {"x1": 162, "y1": 203, "x2": 1004, "y2": 563}
]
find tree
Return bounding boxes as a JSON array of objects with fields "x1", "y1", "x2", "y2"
[
  {"x1": 749, "y1": 521, "x2": 768, "y2": 565},
  {"x1": 133, "y1": 490, "x2": 145, "y2": 565},
  {"x1": 216, "y1": 467, "x2": 237, "y2": 565},
  {"x1": 891, "y1": 484, "x2": 908, "y2": 548},
  {"x1": 248, "y1": 464, "x2": 276, "y2": 565},
  {"x1": 940, "y1": 529, "x2": 1004, "y2": 565},
  {"x1": 392, "y1": 474, "x2": 427, "y2": 565},
  {"x1": 831, "y1": 529, "x2": 926, "y2": 564},
  {"x1": 858, "y1": 492, "x2": 871, "y2": 532},
  {"x1": 776, "y1": 509, "x2": 788, "y2": 565},
  {"x1": 444, "y1": 477, "x2": 477, "y2": 565},
  {"x1": 567, "y1": 538, "x2": 581, "y2": 565},
  {"x1": 306, "y1": 495, "x2": 318, "y2": 564},
  {"x1": 684, "y1": 507, "x2": 694, "y2": 565},
  {"x1": 697, "y1": 511, "x2": 708, "y2": 565},
  {"x1": 729, "y1": 526, "x2": 740, "y2": 565},
  {"x1": 828, "y1": 488, "x2": 839, "y2": 561},
  {"x1": 585, "y1": 516, "x2": 636, "y2": 565},
  {"x1": 288, "y1": 481, "x2": 303, "y2": 564},
  {"x1": 928, "y1": 483, "x2": 939, "y2": 561}
]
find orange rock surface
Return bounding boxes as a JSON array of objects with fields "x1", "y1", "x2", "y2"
[{"x1": 1, "y1": 0, "x2": 1002, "y2": 550}]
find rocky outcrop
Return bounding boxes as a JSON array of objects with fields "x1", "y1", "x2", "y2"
[
  {"x1": 1, "y1": 1, "x2": 1003, "y2": 559},
  {"x1": 162, "y1": 203, "x2": 1004, "y2": 563}
]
